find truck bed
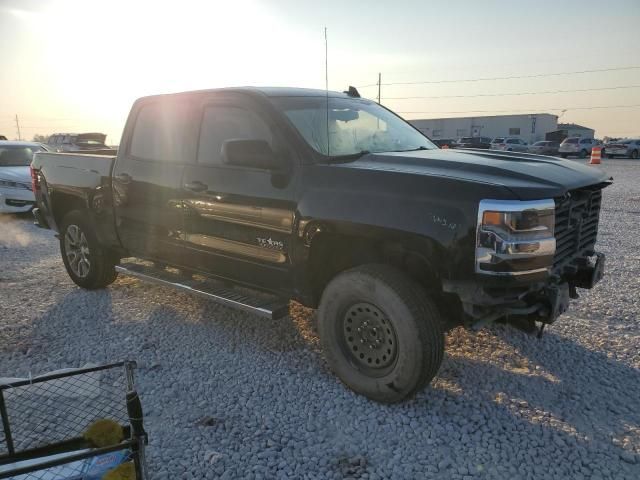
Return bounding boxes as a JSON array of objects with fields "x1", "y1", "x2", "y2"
[
  {"x1": 32, "y1": 152, "x2": 116, "y2": 178},
  {"x1": 31, "y1": 152, "x2": 118, "y2": 238}
]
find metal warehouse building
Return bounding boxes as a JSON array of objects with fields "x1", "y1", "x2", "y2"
[
  {"x1": 409, "y1": 113, "x2": 558, "y2": 144},
  {"x1": 557, "y1": 123, "x2": 595, "y2": 139}
]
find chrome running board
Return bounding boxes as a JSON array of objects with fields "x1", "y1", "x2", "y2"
[{"x1": 115, "y1": 262, "x2": 289, "y2": 320}]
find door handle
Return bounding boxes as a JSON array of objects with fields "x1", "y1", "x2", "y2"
[
  {"x1": 115, "y1": 172, "x2": 131, "y2": 183},
  {"x1": 183, "y1": 180, "x2": 208, "y2": 192}
]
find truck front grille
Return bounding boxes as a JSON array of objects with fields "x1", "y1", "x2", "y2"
[{"x1": 553, "y1": 185, "x2": 603, "y2": 274}]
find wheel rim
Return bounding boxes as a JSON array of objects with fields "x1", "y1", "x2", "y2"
[
  {"x1": 64, "y1": 224, "x2": 91, "y2": 278},
  {"x1": 341, "y1": 302, "x2": 398, "y2": 375}
]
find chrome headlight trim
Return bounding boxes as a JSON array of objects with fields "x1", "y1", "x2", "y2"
[{"x1": 476, "y1": 198, "x2": 556, "y2": 276}]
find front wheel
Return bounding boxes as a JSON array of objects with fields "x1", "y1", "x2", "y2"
[
  {"x1": 631, "y1": 150, "x2": 639, "y2": 159},
  {"x1": 318, "y1": 264, "x2": 444, "y2": 403},
  {"x1": 579, "y1": 149, "x2": 588, "y2": 158},
  {"x1": 60, "y1": 210, "x2": 118, "y2": 289},
  {"x1": 561, "y1": 153, "x2": 568, "y2": 158}
]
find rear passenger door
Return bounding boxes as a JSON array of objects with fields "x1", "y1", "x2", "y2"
[
  {"x1": 113, "y1": 97, "x2": 197, "y2": 263},
  {"x1": 180, "y1": 94, "x2": 297, "y2": 292}
]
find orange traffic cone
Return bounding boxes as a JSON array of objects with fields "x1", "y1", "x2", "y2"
[{"x1": 589, "y1": 146, "x2": 602, "y2": 165}]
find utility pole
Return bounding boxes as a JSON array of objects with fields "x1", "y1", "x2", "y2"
[
  {"x1": 377, "y1": 73, "x2": 381, "y2": 104},
  {"x1": 324, "y1": 27, "x2": 328, "y2": 93},
  {"x1": 15, "y1": 114, "x2": 21, "y2": 141}
]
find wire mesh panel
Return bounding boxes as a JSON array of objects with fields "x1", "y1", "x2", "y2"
[
  {"x1": 0, "y1": 362, "x2": 146, "y2": 479},
  {"x1": 0, "y1": 365, "x2": 129, "y2": 456}
]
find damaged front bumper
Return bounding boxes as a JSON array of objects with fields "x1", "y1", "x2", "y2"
[{"x1": 443, "y1": 252, "x2": 606, "y2": 328}]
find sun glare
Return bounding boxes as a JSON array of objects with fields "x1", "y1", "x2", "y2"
[{"x1": 30, "y1": 0, "x2": 321, "y2": 140}]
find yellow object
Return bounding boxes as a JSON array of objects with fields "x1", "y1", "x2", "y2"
[
  {"x1": 102, "y1": 461, "x2": 136, "y2": 480},
  {"x1": 83, "y1": 419, "x2": 124, "y2": 447}
]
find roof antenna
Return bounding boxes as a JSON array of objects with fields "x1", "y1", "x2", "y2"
[
  {"x1": 344, "y1": 86, "x2": 361, "y2": 98},
  {"x1": 324, "y1": 26, "x2": 330, "y2": 157}
]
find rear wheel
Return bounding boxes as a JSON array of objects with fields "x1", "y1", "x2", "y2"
[
  {"x1": 60, "y1": 210, "x2": 118, "y2": 289},
  {"x1": 608, "y1": 155, "x2": 615, "y2": 159},
  {"x1": 561, "y1": 153, "x2": 568, "y2": 158},
  {"x1": 318, "y1": 264, "x2": 444, "y2": 403}
]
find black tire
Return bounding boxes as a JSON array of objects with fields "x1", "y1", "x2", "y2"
[
  {"x1": 60, "y1": 210, "x2": 118, "y2": 289},
  {"x1": 631, "y1": 150, "x2": 639, "y2": 159},
  {"x1": 608, "y1": 155, "x2": 615, "y2": 159},
  {"x1": 561, "y1": 153, "x2": 568, "y2": 158},
  {"x1": 317, "y1": 264, "x2": 444, "y2": 403},
  {"x1": 579, "y1": 149, "x2": 588, "y2": 159}
]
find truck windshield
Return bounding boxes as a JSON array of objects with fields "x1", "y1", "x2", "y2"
[{"x1": 272, "y1": 96, "x2": 435, "y2": 157}]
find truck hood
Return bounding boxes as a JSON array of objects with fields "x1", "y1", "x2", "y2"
[
  {"x1": 337, "y1": 148, "x2": 610, "y2": 200},
  {"x1": 0, "y1": 166, "x2": 31, "y2": 183}
]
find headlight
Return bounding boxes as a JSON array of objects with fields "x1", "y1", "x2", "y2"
[
  {"x1": 476, "y1": 199, "x2": 555, "y2": 275},
  {"x1": 0, "y1": 178, "x2": 32, "y2": 190}
]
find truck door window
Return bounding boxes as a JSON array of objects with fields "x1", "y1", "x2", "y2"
[
  {"x1": 197, "y1": 105, "x2": 273, "y2": 165},
  {"x1": 129, "y1": 101, "x2": 192, "y2": 162}
]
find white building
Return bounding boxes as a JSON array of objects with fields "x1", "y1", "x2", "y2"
[
  {"x1": 557, "y1": 123, "x2": 595, "y2": 139},
  {"x1": 409, "y1": 113, "x2": 558, "y2": 144}
]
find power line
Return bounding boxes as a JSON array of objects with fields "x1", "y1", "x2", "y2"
[
  {"x1": 382, "y1": 84, "x2": 640, "y2": 100},
  {"x1": 396, "y1": 104, "x2": 640, "y2": 115},
  {"x1": 358, "y1": 65, "x2": 640, "y2": 88}
]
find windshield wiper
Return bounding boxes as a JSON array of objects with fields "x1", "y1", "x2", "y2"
[
  {"x1": 326, "y1": 150, "x2": 371, "y2": 163},
  {"x1": 393, "y1": 146, "x2": 431, "y2": 152}
]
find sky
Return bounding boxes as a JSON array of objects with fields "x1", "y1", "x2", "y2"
[{"x1": 1, "y1": 0, "x2": 639, "y2": 144}]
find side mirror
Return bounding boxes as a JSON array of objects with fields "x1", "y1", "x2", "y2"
[{"x1": 222, "y1": 139, "x2": 282, "y2": 170}]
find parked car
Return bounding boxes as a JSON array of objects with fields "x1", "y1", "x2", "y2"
[
  {"x1": 47, "y1": 133, "x2": 109, "y2": 152},
  {"x1": 528, "y1": 141, "x2": 560, "y2": 156},
  {"x1": 456, "y1": 136, "x2": 492, "y2": 149},
  {"x1": 490, "y1": 137, "x2": 529, "y2": 152},
  {"x1": 432, "y1": 138, "x2": 458, "y2": 148},
  {"x1": 32, "y1": 86, "x2": 609, "y2": 403},
  {"x1": 604, "y1": 139, "x2": 640, "y2": 159},
  {"x1": 558, "y1": 137, "x2": 599, "y2": 158},
  {"x1": 0, "y1": 141, "x2": 50, "y2": 213}
]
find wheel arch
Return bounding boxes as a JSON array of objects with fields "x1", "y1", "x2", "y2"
[
  {"x1": 50, "y1": 191, "x2": 89, "y2": 230},
  {"x1": 302, "y1": 221, "x2": 448, "y2": 306}
]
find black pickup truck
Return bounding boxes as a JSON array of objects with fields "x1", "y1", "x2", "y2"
[{"x1": 31, "y1": 87, "x2": 609, "y2": 403}]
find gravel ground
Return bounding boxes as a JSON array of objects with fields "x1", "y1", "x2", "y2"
[{"x1": 1, "y1": 159, "x2": 639, "y2": 479}]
